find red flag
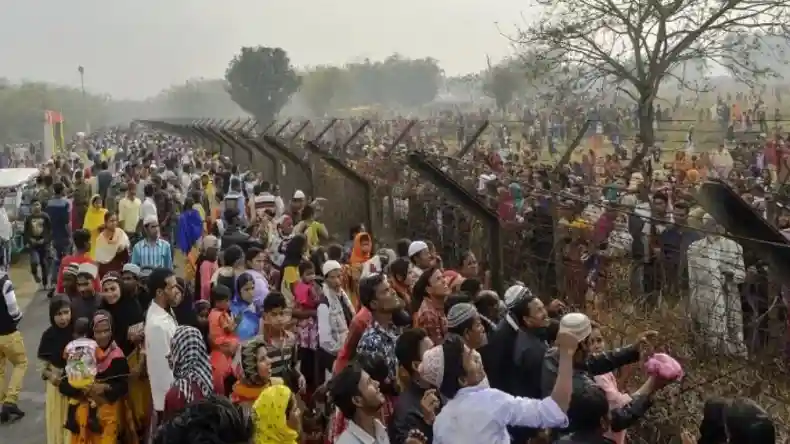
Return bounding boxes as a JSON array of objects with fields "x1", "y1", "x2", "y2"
[{"x1": 45, "y1": 110, "x2": 64, "y2": 124}]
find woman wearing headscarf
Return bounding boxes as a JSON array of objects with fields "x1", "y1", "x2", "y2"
[
  {"x1": 193, "y1": 235, "x2": 219, "y2": 302},
  {"x1": 252, "y1": 384, "x2": 301, "y2": 444},
  {"x1": 59, "y1": 310, "x2": 129, "y2": 444},
  {"x1": 342, "y1": 231, "x2": 372, "y2": 309},
  {"x1": 97, "y1": 273, "x2": 149, "y2": 441},
  {"x1": 176, "y1": 196, "x2": 204, "y2": 257},
  {"x1": 244, "y1": 247, "x2": 271, "y2": 312},
  {"x1": 268, "y1": 215, "x2": 294, "y2": 269},
  {"x1": 83, "y1": 195, "x2": 107, "y2": 260},
  {"x1": 231, "y1": 272, "x2": 261, "y2": 341},
  {"x1": 93, "y1": 212, "x2": 130, "y2": 279},
  {"x1": 230, "y1": 337, "x2": 276, "y2": 409},
  {"x1": 170, "y1": 277, "x2": 198, "y2": 327},
  {"x1": 496, "y1": 186, "x2": 517, "y2": 223},
  {"x1": 37, "y1": 295, "x2": 73, "y2": 444},
  {"x1": 280, "y1": 234, "x2": 308, "y2": 307},
  {"x1": 163, "y1": 326, "x2": 221, "y2": 422}
]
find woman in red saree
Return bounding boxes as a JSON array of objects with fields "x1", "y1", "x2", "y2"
[{"x1": 93, "y1": 212, "x2": 131, "y2": 279}]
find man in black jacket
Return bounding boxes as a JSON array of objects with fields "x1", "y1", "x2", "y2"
[
  {"x1": 23, "y1": 198, "x2": 53, "y2": 289},
  {"x1": 555, "y1": 384, "x2": 616, "y2": 444},
  {"x1": 541, "y1": 314, "x2": 661, "y2": 435},
  {"x1": 508, "y1": 290, "x2": 563, "y2": 443},
  {"x1": 389, "y1": 328, "x2": 440, "y2": 444},
  {"x1": 220, "y1": 208, "x2": 263, "y2": 252}
]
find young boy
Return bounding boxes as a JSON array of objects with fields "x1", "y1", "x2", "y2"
[
  {"x1": 261, "y1": 292, "x2": 304, "y2": 394},
  {"x1": 293, "y1": 260, "x2": 321, "y2": 394}
]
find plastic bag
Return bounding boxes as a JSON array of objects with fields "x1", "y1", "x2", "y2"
[{"x1": 64, "y1": 338, "x2": 99, "y2": 389}]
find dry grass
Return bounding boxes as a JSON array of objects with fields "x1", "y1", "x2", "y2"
[{"x1": 593, "y1": 276, "x2": 790, "y2": 444}]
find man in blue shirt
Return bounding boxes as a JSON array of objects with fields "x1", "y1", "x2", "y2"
[
  {"x1": 131, "y1": 215, "x2": 173, "y2": 270},
  {"x1": 45, "y1": 182, "x2": 71, "y2": 288}
]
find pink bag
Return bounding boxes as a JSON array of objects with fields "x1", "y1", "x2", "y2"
[{"x1": 644, "y1": 353, "x2": 684, "y2": 381}]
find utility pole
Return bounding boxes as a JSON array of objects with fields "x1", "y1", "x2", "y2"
[{"x1": 78, "y1": 65, "x2": 90, "y2": 133}]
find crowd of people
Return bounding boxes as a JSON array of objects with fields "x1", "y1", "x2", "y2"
[{"x1": 0, "y1": 114, "x2": 780, "y2": 444}]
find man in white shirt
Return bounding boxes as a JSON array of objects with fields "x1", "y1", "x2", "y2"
[
  {"x1": 429, "y1": 332, "x2": 576, "y2": 444},
  {"x1": 144, "y1": 268, "x2": 181, "y2": 430}
]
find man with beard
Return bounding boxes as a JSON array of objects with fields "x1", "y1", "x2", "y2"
[
  {"x1": 508, "y1": 289, "x2": 565, "y2": 443},
  {"x1": 70, "y1": 263, "x2": 101, "y2": 321},
  {"x1": 121, "y1": 264, "x2": 152, "y2": 311}
]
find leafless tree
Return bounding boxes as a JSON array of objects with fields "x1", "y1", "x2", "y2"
[{"x1": 513, "y1": 0, "x2": 790, "y2": 155}]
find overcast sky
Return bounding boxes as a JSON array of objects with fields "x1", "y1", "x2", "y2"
[{"x1": 0, "y1": 0, "x2": 534, "y2": 99}]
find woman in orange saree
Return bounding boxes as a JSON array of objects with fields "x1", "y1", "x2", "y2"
[{"x1": 342, "y1": 232, "x2": 372, "y2": 308}]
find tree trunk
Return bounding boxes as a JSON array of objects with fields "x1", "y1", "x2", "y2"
[
  {"x1": 638, "y1": 96, "x2": 656, "y2": 149},
  {"x1": 622, "y1": 93, "x2": 656, "y2": 180}
]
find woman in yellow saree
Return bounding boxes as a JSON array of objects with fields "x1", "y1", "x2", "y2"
[
  {"x1": 60, "y1": 310, "x2": 129, "y2": 444},
  {"x1": 83, "y1": 195, "x2": 107, "y2": 260},
  {"x1": 252, "y1": 384, "x2": 301, "y2": 444},
  {"x1": 97, "y1": 274, "x2": 148, "y2": 443}
]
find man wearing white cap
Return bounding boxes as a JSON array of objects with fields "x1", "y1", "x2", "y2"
[
  {"x1": 407, "y1": 240, "x2": 432, "y2": 288},
  {"x1": 131, "y1": 215, "x2": 173, "y2": 270},
  {"x1": 289, "y1": 190, "x2": 307, "y2": 223},
  {"x1": 541, "y1": 313, "x2": 661, "y2": 436},
  {"x1": 316, "y1": 260, "x2": 354, "y2": 378}
]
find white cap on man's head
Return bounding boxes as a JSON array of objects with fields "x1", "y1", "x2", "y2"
[
  {"x1": 143, "y1": 215, "x2": 158, "y2": 226},
  {"x1": 504, "y1": 283, "x2": 535, "y2": 309},
  {"x1": 78, "y1": 263, "x2": 98, "y2": 279},
  {"x1": 322, "y1": 260, "x2": 342, "y2": 276},
  {"x1": 293, "y1": 190, "x2": 306, "y2": 199},
  {"x1": 408, "y1": 241, "x2": 428, "y2": 258}
]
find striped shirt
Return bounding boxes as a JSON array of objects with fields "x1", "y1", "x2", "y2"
[
  {"x1": 0, "y1": 274, "x2": 21, "y2": 334},
  {"x1": 131, "y1": 238, "x2": 173, "y2": 269},
  {"x1": 265, "y1": 332, "x2": 298, "y2": 381}
]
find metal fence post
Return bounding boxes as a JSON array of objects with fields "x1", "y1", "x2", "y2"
[
  {"x1": 305, "y1": 140, "x2": 374, "y2": 238},
  {"x1": 262, "y1": 134, "x2": 315, "y2": 198},
  {"x1": 407, "y1": 151, "x2": 504, "y2": 295}
]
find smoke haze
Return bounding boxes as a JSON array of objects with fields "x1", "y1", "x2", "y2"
[{"x1": 0, "y1": 0, "x2": 532, "y2": 99}]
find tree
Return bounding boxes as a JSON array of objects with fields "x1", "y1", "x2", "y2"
[
  {"x1": 300, "y1": 66, "x2": 347, "y2": 116},
  {"x1": 483, "y1": 59, "x2": 523, "y2": 111},
  {"x1": 225, "y1": 46, "x2": 301, "y2": 124},
  {"x1": 381, "y1": 54, "x2": 443, "y2": 108},
  {"x1": 342, "y1": 54, "x2": 442, "y2": 108},
  {"x1": 515, "y1": 0, "x2": 790, "y2": 151}
]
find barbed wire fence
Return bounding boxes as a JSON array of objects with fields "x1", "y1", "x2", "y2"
[{"x1": 139, "y1": 116, "x2": 790, "y2": 443}]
